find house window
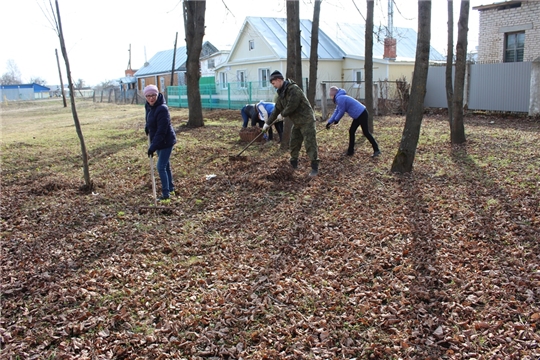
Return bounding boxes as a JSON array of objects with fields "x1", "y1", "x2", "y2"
[
  {"x1": 160, "y1": 77, "x2": 165, "y2": 91},
  {"x1": 219, "y1": 72, "x2": 227, "y2": 90},
  {"x1": 248, "y1": 40, "x2": 255, "y2": 51},
  {"x1": 353, "y1": 70, "x2": 362, "y2": 88},
  {"x1": 237, "y1": 70, "x2": 247, "y2": 89},
  {"x1": 177, "y1": 73, "x2": 186, "y2": 86},
  {"x1": 259, "y1": 68, "x2": 270, "y2": 88},
  {"x1": 208, "y1": 59, "x2": 215, "y2": 69},
  {"x1": 504, "y1": 32, "x2": 525, "y2": 62},
  {"x1": 141, "y1": 79, "x2": 145, "y2": 90}
]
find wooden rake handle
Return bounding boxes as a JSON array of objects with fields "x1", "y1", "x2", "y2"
[{"x1": 235, "y1": 131, "x2": 264, "y2": 157}]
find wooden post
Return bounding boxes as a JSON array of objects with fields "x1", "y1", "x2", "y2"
[
  {"x1": 373, "y1": 83, "x2": 379, "y2": 116},
  {"x1": 320, "y1": 82, "x2": 327, "y2": 121}
]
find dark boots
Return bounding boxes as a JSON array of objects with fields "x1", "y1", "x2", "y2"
[
  {"x1": 291, "y1": 159, "x2": 318, "y2": 176},
  {"x1": 290, "y1": 159, "x2": 298, "y2": 169},
  {"x1": 309, "y1": 161, "x2": 319, "y2": 177}
]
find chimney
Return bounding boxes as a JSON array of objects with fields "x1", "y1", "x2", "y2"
[
  {"x1": 383, "y1": 0, "x2": 396, "y2": 60},
  {"x1": 384, "y1": 38, "x2": 397, "y2": 60}
]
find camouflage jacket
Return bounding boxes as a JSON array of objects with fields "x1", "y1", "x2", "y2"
[{"x1": 267, "y1": 79, "x2": 315, "y2": 126}]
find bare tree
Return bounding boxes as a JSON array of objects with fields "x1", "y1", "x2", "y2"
[
  {"x1": 55, "y1": 48, "x2": 67, "y2": 107},
  {"x1": 183, "y1": 0, "x2": 206, "y2": 128},
  {"x1": 281, "y1": 0, "x2": 302, "y2": 149},
  {"x1": 286, "y1": 0, "x2": 302, "y2": 86},
  {"x1": 445, "y1": 0, "x2": 454, "y2": 123},
  {"x1": 306, "y1": 0, "x2": 321, "y2": 108},
  {"x1": 30, "y1": 77, "x2": 47, "y2": 86},
  {"x1": 75, "y1": 78, "x2": 85, "y2": 89},
  {"x1": 451, "y1": 0, "x2": 469, "y2": 144},
  {"x1": 0, "y1": 59, "x2": 22, "y2": 85},
  {"x1": 51, "y1": 0, "x2": 93, "y2": 191},
  {"x1": 365, "y1": 0, "x2": 375, "y2": 132},
  {"x1": 391, "y1": 0, "x2": 432, "y2": 174}
]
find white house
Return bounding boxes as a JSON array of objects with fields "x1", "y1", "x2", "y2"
[{"x1": 214, "y1": 16, "x2": 445, "y2": 103}]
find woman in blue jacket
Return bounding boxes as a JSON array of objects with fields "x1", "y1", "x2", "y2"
[
  {"x1": 144, "y1": 85, "x2": 177, "y2": 201},
  {"x1": 326, "y1": 86, "x2": 381, "y2": 157}
]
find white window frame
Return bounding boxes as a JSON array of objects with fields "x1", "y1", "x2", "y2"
[
  {"x1": 504, "y1": 31, "x2": 525, "y2": 63},
  {"x1": 237, "y1": 70, "x2": 247, "y2": 89},
  {"x1": 259, "y1": 68, "x2": 270, "y2": 88},
  {"x1": 159, "y1": 77, "x2": 165, "y2": 92},
  {"x1": 141, "y1": 79, "x2": 146, "y2": 90},
  {"x1": 177, "y1": 72, "x2": 186, "y2": 86},
  {"x1": 248, "y1": 40, "x2": 255, "y2": 51},
  {"x1": 219, "y1": 72, "x2": 227, "y2": 90},
  {"x1": 353, "y1": 70, "x2": 362, "y2": 88}
]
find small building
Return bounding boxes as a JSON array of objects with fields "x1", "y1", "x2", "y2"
[
  {"x1": 134, "y1": 41, "x2": 220, "y2": 93},
  {"x1": 200, "y1": 48, "x2": 230, "y2": 77},
  {"x1": 0, "y1": 83, "x2": 51, "y2": 101},
  {"x1": 473, "y1": 0, "x2": 540, "y2": 63}
]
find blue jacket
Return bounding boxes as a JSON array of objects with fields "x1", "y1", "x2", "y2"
[
  {"x1": 145, "y1": 93, "x2": 177, "y2": 152},
  {"x1": 327, "y1": 88, "x2": 366, "y2": 125},
  {"x1": 256, "y1": 101, "x2": 275, "y2": 122}
]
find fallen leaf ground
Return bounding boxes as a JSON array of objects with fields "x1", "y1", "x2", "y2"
[{"x1": 1, "y1": 101, "x2": 539, "y2": 359}]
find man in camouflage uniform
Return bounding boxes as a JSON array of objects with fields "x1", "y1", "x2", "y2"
[{"x1": 263, "y1": 70, "x2": 319, "y2": 177}]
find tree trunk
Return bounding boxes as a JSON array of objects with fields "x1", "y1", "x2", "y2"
[
  {"x1": 365, "y1": 0, "x2": 375, "y2": 132},
  {"x1": 451, "y1": 0, "x2": 469, "y2": 144},
  {"x1": 282, "y1": 0, "x2": 301, "y2": 150},
  {"x1": 445, "y1": 0, "x2": 454, "y2": 124},
  {"x1": 183, "y1": 0, "x2": 205, "y2": 128},
  {"x1": 306, "y1": 0, "x2": 321, "y2": 108},
  {"x1": 391, "y1": 0, "x2": 432, "y2": 174},
  {"x1": 55, "y1": 48, "x2": 67, "y2": 107},
  {"x1": 54, "y1": 0, "x2": 93, "y2": 191}
]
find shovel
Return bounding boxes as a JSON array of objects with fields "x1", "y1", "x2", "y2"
[
  {"x1": 138, "y1": 136, "x2": 171, "y2": 214},
  {"x1": 149, "y1": 153, "x2": 159, "y2": 207}
]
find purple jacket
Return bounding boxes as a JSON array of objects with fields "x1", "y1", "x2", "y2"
[{"x1": 327, "y1": 88, "x2": 366, "y2": 125}]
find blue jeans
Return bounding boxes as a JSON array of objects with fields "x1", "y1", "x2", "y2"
[
  {"x1": 156, "y1": 146, "x2": 174, "y2": 198},
  {"x1": 240, "y1": 106, "x2": 251, "y2": 127},
  {"x1": 241, "y1": 105, "x2": 257, "y2": 128}
]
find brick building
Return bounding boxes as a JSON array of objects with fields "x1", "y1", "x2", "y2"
[{"x1": 473, "y1": 0, "x2": 540, "y2": 63}]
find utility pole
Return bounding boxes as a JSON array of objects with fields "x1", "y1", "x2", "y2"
[
  {"x1": 171, "y1": 32, "x2": 178, "y2": 86},
  {"x1": 127, "y1": 44, "x2": 132, "y2": 70}
]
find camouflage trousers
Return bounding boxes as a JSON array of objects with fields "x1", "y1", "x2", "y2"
[{"x1": 290, "y1": 121, "x2": 319, "y2": 164}]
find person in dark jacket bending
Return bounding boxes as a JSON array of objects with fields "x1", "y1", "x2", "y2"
[
  {"x1": 326, "y1": 86, "x2": 381, "y2": 158},
  {"x1": 240, "y1": 103, "x2": 276, "y2": 141},
  {"x1": 240, "y1": 104, "x2": 259, "y2": 128},
  {"x1": 263, "y1": 70, "x2": 319, "y2": 176},
  {"x1": 144, "y1": 85, "x2": 177, "y2": 201}
]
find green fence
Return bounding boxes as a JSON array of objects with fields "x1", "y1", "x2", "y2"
[{"x1": 167, "y1": 81, "x2": 278, "y2": 110}]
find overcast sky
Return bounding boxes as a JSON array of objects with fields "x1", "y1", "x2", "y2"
[{"x1": 1, "y1": 0, "x2": 488, "y2": 87}]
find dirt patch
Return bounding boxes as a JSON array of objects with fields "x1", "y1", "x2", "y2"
[{"x1": 203, "y1": 109, "x2": 239, "y2": 122}]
